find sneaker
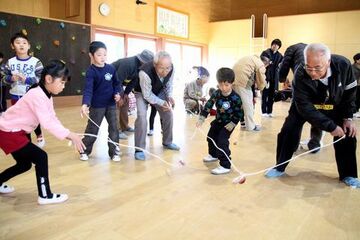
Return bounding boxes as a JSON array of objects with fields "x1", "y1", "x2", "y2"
[
  {"x1": 342, "y1": 177, "x2": 360, "y2": 188},
  {"x1": 211, "y1": 166, "x2": 231, "y2": 175},
  {"x1": 261, "y1": 113, "x2": 269, "y2": 117},
  {"x1": 163, "y1": 143, "x2": 180, "y2": 151},
  {"x1": 119, "y1": 132, "x2": 128, "y2": 140},
  {"x1": 79, "y1": 153, "x2": 89, "y2": 161},
  {"x1": 240, "y1": 121, "x2": 246, "y2": 128},
  {"x1": 147, "y1": 130, "x2": 154, "y2": 136},
  {"x1": 203, "y1": 154, "x2": 218, "y2": 162},
  {"x1": 268, "y1": 113, "x2": 274, "y2": 118},
  {"x1": 265, "y1": 168, "x2": 284, "y2": 178},
  {"x1": 135, "y1": 151, "x2": 145, "y2": 160},
  {"x1": 112, "y1": 154, "x2": 121, "y2": 162},
  {"x1": 38, "y1": 193, "x2": 68, "y2": 205},
  {"x1": 0, "y1": 183, "x2": 15, "y2": 194},
  {"x1": 125, "y1": 127, "x2": 135, "y2": 132},
  {"x1": 353, "y1": 112, "x2": 360, "y2": 118},
  {"x1": 252, "y1": 125, "x2": 261, "y2": 131},
  {"x1": 37, "y1": 136, "x2": 46, "y2": 148}
]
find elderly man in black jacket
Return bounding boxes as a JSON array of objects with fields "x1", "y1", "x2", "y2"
[
  {"x1": 266, "y1": 43, "x2": 359, "y2": 188},
  {"x1": 278, "y1": 43, "x2": 323, "y2": 153}
]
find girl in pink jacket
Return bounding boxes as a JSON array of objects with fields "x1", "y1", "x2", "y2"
[{"x1": 0, "y1": 60, "x2": 85, "y2": 205}]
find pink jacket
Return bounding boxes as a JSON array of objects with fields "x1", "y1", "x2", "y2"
[{"x1": 0, "y1": 86, "x2": 70, "y2": 140}]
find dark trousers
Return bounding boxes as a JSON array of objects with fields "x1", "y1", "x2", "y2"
[
  {"x1": 207, "y1": 121, "x2": 233, "y2": 169},
  {"x1": 308, "y1": 125, "x2": 323, "y2": 150},
  {"x1": 82, "y1": 106, "x2": 119, "y2": 157},
  {"x1": 149, "y1": 105, "x2": 157, "y2": 131},
  {"x1": 276, "y1": 104, "x2": 358, "y2": 180},
  {"x1": 0, "y1": 143, "x2": 52, "y2": 198},
  {"x1": 356, "y1": 86, "x2": 360, "y2": 111},
  {"x1": 0, "y1": 85, "x2": 7, "y2": 113},
  {"x1": 261, "y1": 81, "x2": 276, "y2": 114}
]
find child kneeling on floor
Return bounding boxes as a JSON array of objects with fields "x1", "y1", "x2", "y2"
[{"x1": 196, "y1": 68, "x2": 243, "y2": 175}]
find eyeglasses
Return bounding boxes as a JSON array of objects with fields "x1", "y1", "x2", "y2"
[
  {"x1": 303, "y1": 65, "x2": 326, "y2": 73},
  {"x1": 156, "y1": 65, "x2": 172, "y2": 72}
]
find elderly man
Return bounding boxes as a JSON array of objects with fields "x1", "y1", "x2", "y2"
[
  {"x1": 133, "y1": 51, "x2": 180, "y2": 160},
  {"x1": 112, "y1": 50, "x2": 154, "y2": 140},
  {"x1": 278, "y1": 43, "x2": 323, "y2": 153},
  {"x1": 183, "y1": 66, "x2": 209, "y2": 114},
  {"x1": 265, "y1": 43, "x2": 359, "y2": 188},
  {"x1": 233, "y1": 55, "x2": 269, "y2": 131}
]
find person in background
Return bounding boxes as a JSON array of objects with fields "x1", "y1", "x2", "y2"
[
  {"x1": 233, "y1": 55, "x2": 270, "y2": 131},
  {"x1": 261, "y1": 38, "x2": 283, "y2": 117},
  {"x1": 2, "y1": 32, "x2": 45, "y2": 148},
  {"x1": 0, "y1": 52, "x2": 7, "y2": 115},
  {"x1": 352, "y1": 53, "x2": 360, "y2": 118},
  {"x1": 112, "y1": 50, "x2": 154, "y2": 139},
  {"x1": 183, "y1": 66, "x2": 209, "y2": 114}
]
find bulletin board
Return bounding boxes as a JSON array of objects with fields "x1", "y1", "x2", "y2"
[
  {"x1": 0, "y1": 11, "x2": 90, "y2": 96},
  {"x1": 155, "y1": 4, "x2": 189, "y2": 40}
]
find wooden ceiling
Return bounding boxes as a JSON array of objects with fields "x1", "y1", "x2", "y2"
[{"x1": 209, "y1": 0, "x2": 360, "y2": 21}]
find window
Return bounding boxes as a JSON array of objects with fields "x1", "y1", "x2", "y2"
[
  {"x1": 94, "y1": 32, "x2": 125, "y2": 63},
  {"x1": 165, "y1": 41, "x2": 203, "y2": 99},
  {"x1": 127, "y1": 37, "x2": 156, "y2": 57}
]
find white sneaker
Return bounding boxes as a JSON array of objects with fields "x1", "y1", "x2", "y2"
[
  {"x1": 36, "y1": 137, "x2": 46, "y2": 148},
  {"x1": 268, "y1": 113, "x2": 274, "y2": 118},
  {"x1": 203, "y1": 154, "x2": 218, "y2": 162},
  {"x1": 79, "y1": 153, "x2": 89, "y2": 161},
  {"x1": 119, "y1": 132, "x2": 128, "y2": 140},
  {"x1": 354, "y1": 112, "x2": 360, "y2": 118},
  {"x1": 0, "y1": 183, "x2": 15, "y2": 194},
  {"x1": 261, "y1": 113, "x2": 269, "y2": 117},
  {"x1": 299, "y1": 139, "x2": 310, "y2": 150},
  {"x1": 38, "y1": 193, "x2": 68, "y2": 205},
  {"x1": 211, "y1": 166, "x2": 231, "y2": 175},
  {"x1": 112, "y1": 154, "x2": 121, "y2": 162},
  {"x1": 147, "y1": 130, "x2": 154, "y2": 136}
]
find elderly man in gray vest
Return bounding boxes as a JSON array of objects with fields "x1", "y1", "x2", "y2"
[{"x1": 133, "y1": 51, "x2": 180, "y2": 160}]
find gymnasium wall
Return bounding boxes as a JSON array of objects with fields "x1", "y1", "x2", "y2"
[
  {"x1": 90, "y1": 0, "x2": 210, "y2": 45},
  {"x1": 0, "y1": 0, "x2": 49, "y2": 17},
  {"x1": 208, "y1": 10, "x2": 360, "y2": 79},
  {"x1": 0, "y1": 11, "x2": 90, "y2": 97}
]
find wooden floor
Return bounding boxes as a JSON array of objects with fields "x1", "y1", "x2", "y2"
[{"x1": 1, "y1": 100, "x2": 360, "y2": 240}]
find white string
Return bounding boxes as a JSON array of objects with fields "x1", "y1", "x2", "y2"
[{"x1": 80, "y1": 110, "x2": 346, "y2": 184}]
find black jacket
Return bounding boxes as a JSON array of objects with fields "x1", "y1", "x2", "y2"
[
  {"x1": 293, "y1": 54, "x2": 357, "y2": 132},
  {"x1": 278, "y1": 43, "x2": 306, "y2": 83},
  {"x1": 261, "y1": 48, "x2": 283, "y2": 83},
  {"x1": 112, "y1": 56, "x2": 142, "y2": 95}
]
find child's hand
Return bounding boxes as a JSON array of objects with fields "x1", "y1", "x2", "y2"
[
  {"x1": 18, "y1": 73, "x2": 26, "y2": 82},
  {"x1": 11, "y1": 74, "x2": 21, "y2": 82},
  {"x1": 224, "y1": 122, "x2": 236, "y2": 132},
  {"x1": 196, "y1": 116, "x2": 205, "y2": 127},
  {"x1": 114, "y1": 93, "x2": 121, "y2": 102},
  {"x1": 80, "y1": 104, "x2": 89, "y2": 117},
  {"x1": 67, "y1": 132, "x2": 86, "y2": 153}
]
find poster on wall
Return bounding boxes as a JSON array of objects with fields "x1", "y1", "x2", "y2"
[{"x1": 155, "y1": 4, "x2": 189, "y2": 39}]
